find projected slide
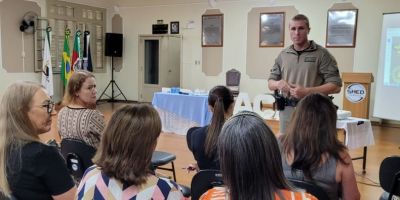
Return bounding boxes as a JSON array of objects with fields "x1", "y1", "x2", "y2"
[{"x1": 384, "y1": 28, "x2": 400, "y2": 86}]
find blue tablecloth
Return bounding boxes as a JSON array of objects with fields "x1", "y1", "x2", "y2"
[{"x1": 152, "y1": 92, "x2": 212, "y2": 127}]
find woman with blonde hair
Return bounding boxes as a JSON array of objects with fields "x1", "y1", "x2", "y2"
[
  {"x1": 77, "y1": 104, "x2": 186, "y2": 199},
  {"x1": 58, "y1": 70, "x2": 105, "y2": 149},
  {"x1": 0, "y1": 81, "x2": 76, "y2": 199},
  {"x1": 280, "y1": 93, "x2": 360, "y2": 200}
]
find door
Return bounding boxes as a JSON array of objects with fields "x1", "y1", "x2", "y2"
[{"x1": 138, "y1": 35, "x2": 181, "y2": 102}]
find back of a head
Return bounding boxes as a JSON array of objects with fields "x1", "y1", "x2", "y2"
[
  {"x1": 62, "y1": 70, "x2": 94, "y2": 105},
  {"x1": 282, "y1": 93, "x2": 346, "y2": 177},
  {"x1": 208, "y1": 85, "x2": 234, "y2": 111},
  {"x1": 94, "y1": 104, "x2": 161, "y2": 186},
  {"x1": 218, "y1": 111, "x2": 290, "y2": 200},
  {"x1": 285, "y1": 93, "x2": 338, "y2": 149}
]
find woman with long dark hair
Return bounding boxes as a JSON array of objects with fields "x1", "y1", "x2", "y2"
[
  {"x1": 280, "y1": 93, "x2": 360, "y2": 200},
  {"x1": 187, "y1": 85, "x2": 234, "y2": 171},
  {"x1": 201, "y1": 111, "x2": 316, "y2": 200}
]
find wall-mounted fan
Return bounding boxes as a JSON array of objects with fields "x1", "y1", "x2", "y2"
[{"x1": 19, "y1": 11, "x2": 38, "y2": 33}]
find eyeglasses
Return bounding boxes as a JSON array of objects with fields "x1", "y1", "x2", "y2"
[{"x1": 40, "y1": 100, "x2": 55, "y2": 113}]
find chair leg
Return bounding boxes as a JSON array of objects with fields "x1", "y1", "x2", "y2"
[
  {"x1": 155, "y1": 161, "x2": 177, "y2": 182},
  {"x1": 171, "y1": 161, "x2": 176, "y2": 182}
]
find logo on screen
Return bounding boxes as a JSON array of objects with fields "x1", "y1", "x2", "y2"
[{"x1": 345, "y1": 83, "x2": 366, "y2": 103}]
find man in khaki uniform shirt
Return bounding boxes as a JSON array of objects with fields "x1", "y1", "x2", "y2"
[{"x1": 268, "y1": 14, "x2": 342, "y2": 134}]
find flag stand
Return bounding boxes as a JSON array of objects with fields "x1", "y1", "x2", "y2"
[{"x1": 97, "y1": 56, "x2": 127, "y2": 102}]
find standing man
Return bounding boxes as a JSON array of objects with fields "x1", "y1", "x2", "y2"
[{"x1": 268, "y1": 14, "x2": 342, "y2": 134}]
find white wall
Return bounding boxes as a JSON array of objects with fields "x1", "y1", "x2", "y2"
[
  {"x1": 113, "y1": 0, "x2": 400, "y2": 117},
  {"x1": 0, "y1": 0, "x2": 111, "y2": 101},
  {"x1": 1, "y1": 0, "x2": 399, "y2": 121}
]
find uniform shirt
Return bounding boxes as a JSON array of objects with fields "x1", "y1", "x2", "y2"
[{"x1": 268, "y1": 40, "x2": 342, "y2": 88}]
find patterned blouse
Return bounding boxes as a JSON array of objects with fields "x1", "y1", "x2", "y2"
[
  {"x1": 200, "y1": 187, "x2": 317, "y2": 200},
  {"x1": 76, "y1": 166, "x2": 187, "y2": 200},
  {"x1": 57, "y1": 106, "x2": 105, "y2": 148}
]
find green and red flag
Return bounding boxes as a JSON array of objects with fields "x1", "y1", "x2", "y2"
[{"x1": 71, "y1": 30, "x2": 81, "y2": 71}]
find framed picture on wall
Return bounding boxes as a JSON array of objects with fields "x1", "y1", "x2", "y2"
[
  {"x1": 170, "y1": 21, "x2": 179, "y2": 34},
  {"x1": 326, "y1": 9, "x2": 358, "y2": 47},
  {"x1": 259, "y1": 12, "x2": 285, "y2": 47},
  {"x1": 202, "y1": 14, "x2": 223, "y2": 47}
]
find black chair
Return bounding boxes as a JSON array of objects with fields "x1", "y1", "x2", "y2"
[
  {"x1": 176, "y1": 184, "x2": 191, "y2": 198},
  {"x1": 379, "y1": 156, "x2": 400, "y2": 200},
  {"x1": 191, "y1": 170, "x2": 223, "y2": 200},
  {"x1": 151, "y1": 151, "x2": 177, "y2": 181},
  {"x1": 60, "y1": 138, "x2": 96, "y2": 182},
  {"x1": 226, "y1": 69, "x2": 241, "y2": 97},
  {"x1": 288, "y1": 178, "x2": 330, "y2": 200}
]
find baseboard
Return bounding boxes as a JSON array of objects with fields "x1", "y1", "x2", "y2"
[{"x1": 96, "y1": 99, "x2": 138, "y2": 104}]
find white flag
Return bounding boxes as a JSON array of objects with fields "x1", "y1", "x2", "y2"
[{"x1": 41, "y1": 28, "x2": 54, "y2": 97}]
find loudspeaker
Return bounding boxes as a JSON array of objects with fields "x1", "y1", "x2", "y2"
[
  {"x1": 105, "y1": 33, "x2": 123, "y2": 57},
  {"x1": 152, "y1": 24, "x2": 168, "y2": 34}
]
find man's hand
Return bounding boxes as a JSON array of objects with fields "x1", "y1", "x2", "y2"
[
  {"x1": 268, "y1": 79, "x2": 291, "y2": 97},
  {"x1": 289, "y1": 84, "x2": 309, "y2": 99},
  {"x1": 276, "y1": 80, "x2": 291, "y2": 93},
  {"x1": 184, "y1": 163, "x2": 199, "y2": 173}
]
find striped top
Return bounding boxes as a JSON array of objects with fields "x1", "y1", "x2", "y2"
[
  {"x1": 57, "y1": 106, "x2": 105, "y2": 148},
  {"x1": 77, "y1": 165, "x2": 187, "y2": 200},
  {"x1": 200, "y1": 187, "x2": 317, "y2": 200}
]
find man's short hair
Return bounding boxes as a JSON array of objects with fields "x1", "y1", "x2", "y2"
[{"x1": 292, "y1": 14, "x2": 310, "y2": 29}]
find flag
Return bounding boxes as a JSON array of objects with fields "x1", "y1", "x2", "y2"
[
  {"x1": 41, "y1": 27, "x2": 54, "y2": 96},
  {"x1": 61, "y1": 28, "x2": 71, "y2": 87},
  {"x1": 71, "y1": 30, "x2": 81, "y2": 71},
  {"x1": 82, "y1": 30, "x2": 93, "y2": 72}
]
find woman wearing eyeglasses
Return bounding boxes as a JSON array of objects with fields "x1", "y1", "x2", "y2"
[
  {"x1": 57, "y1": 70, "x2": 105, "y2": 149},
  {"x1": 0, "y1": 81, "x2": 76, "y2": 199}
]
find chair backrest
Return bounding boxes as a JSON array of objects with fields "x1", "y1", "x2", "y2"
[
  {"x1": 60, "y1": 138, "x2": 96, "y2": 181},
  {"x1": 191, "y1": 170, "x2": 223, "y2": 200},
  {"x1": 226, "y1": 69, "x2": 241, "y2": 97},
  {"x1": 379, "y1": 156, "x2": 400, "y2": 199},
  {"x1": 288, "y1": 178, "x2": 330, "y2": 200},
  {"x1": 226, "y1": 69, "x2": 241, "y2": 86}
]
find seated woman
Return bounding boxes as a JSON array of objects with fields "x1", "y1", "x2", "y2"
[
  {"x1": 58, "y1": 70, "x2": 105, "y2": 149},
  {"x1": 201, "y1": 111, "x2": 316, "y2": 200},
  {"x1": 187, "y1": 85, "x2": 234, "y2": 171},
  {"x1": 0, "y1": 82, "x2": 76, "y2": 199},
  {"x1": 77, "y1": 104, "x2": 186, "y2": 199},
  {"x1": 280, "y1": 93, "x2": 360, "y2": 200}
]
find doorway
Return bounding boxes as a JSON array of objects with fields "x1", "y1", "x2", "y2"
[{"x1": 138, "y1": 35, "x2": 181, "y2": 102}]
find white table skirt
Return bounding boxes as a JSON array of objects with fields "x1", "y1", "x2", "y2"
[{"x1": 336, "y1": 117, "x2": 375, "y2": 150}]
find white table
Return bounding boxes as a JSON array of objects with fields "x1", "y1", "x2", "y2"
[
  {"x1": 152, "y1": 92, "x2": 212, "y2": 135},
  {"x1": 337, "y1": 117, "x2": 375, "y2": 173}
]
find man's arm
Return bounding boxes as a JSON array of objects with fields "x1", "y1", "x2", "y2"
[{"x1": 289, "y1": 82, "x2": 341, "y2": 99}]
